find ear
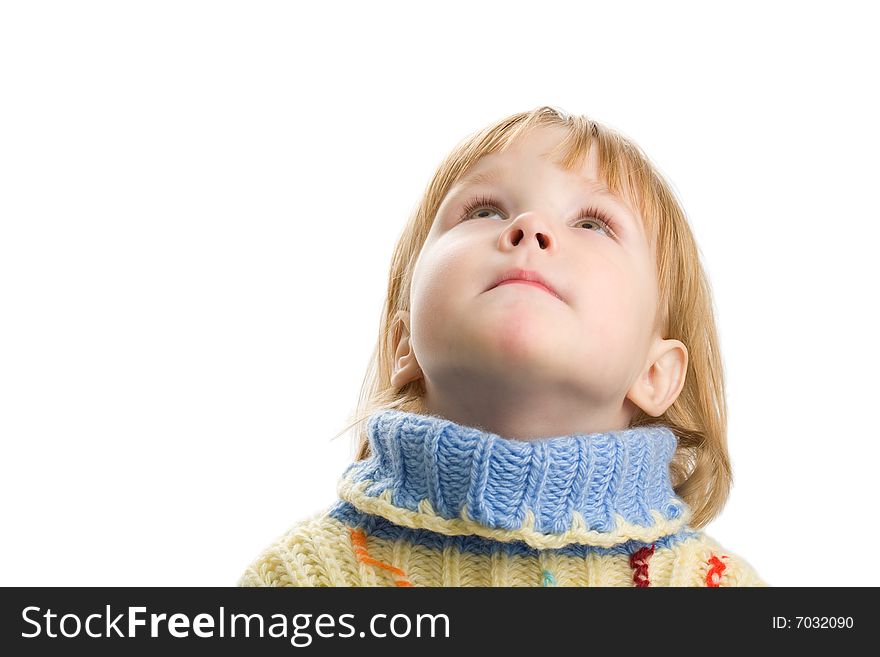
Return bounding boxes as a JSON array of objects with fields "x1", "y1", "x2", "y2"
[
  {"x1": 626, "y1": 338, "x2": 689, "y2": 417},
  {"x1": 389, "y1": 310, "x2": 424, "y2": 389}
]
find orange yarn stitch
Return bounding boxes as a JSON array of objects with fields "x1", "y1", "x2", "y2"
[
  {"x1": 705, "y1": 554, "x2": 728, "y2": 587},
  {"x1": 350, "y1": 528, "x2": 414, "y2": 587},
  {"x1": 629, "y1": 544, "x2": 656, "y2": 587}
]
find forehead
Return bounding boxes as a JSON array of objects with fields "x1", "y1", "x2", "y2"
[{"x1": 450, "y1": 125, "x2": 625, "y2": 208}]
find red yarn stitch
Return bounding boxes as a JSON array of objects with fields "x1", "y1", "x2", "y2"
[
  {"x1": 705, "y1": 554, "x2": 729, "y2": 587},
  {"x1": 349, "y1": 528, "x2": 414, "y2": 587},
  {"x1": 630, "y1": 544, "x2": 656, "y2": 587}
]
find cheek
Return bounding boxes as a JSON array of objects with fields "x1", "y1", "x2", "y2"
[
  {"x1": 573, "y1": 262, "x2": 651, "y2": 352},
  {"x1": 412, "y1": 240, "x2": 479, "y2": 305},
  {"x1": 594, "y1": 287, "x2": 642, "y2": 347},
  {"x1": 409, "y1": 242, "x2": 480, "y2": 340}
]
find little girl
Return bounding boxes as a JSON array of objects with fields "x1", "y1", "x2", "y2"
[{"x1": 238, "y1": 106, "x2": 768, "y2": 587}]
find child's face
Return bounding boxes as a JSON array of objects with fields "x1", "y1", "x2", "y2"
[{"x1": 392, "y1": 125, "x2": 686, "y2": 439}]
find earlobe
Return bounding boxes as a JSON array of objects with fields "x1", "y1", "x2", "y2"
[
  {"x1": 627, "y1": 339, "x2": 689, "y2": 417},
  {"x1": 390, "y1": 310, "x2": 424, "y2": 389}
]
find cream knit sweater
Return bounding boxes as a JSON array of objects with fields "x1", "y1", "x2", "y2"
[{"x1": 239, "y1": 410, "x2": 767, "y2": 587}]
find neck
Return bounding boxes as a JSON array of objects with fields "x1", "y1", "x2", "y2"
[
  {"x1": 422, "y1": 378, "x2": 634, "y2": 440},
  {"x1": 337, "y1": 409, "x2": 693, "y2": 549}
]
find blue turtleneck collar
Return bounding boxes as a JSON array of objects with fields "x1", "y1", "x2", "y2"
[{"x1": 336, "y1": 409, "x2": 693, "y2": 549}]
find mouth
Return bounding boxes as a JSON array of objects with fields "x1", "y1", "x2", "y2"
[
  {"x1": 487, "y1": 268, "x2": 564, "y2": 302},
  {"x1": 494, "y1": 279, "x2": 561, "y2": 299}
]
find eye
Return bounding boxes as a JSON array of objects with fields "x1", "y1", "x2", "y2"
[
  {"x1": 574, "y1": 206, "x2": 618, "y2": 237},
  {"x1": 458, "y1": 194, "x2": 618, "y2": 238},
  {"x1": 459, "y1": 195, "x2": 504, "y2": 222}
]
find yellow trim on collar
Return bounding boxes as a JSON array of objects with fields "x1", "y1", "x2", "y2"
[{"x1": 338, "y1": 477, "x2": 693, "y2": 550}]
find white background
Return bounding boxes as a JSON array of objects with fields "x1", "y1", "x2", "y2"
[{"x1": 2, "y1": 1, "x2": 877, "y2": 587}]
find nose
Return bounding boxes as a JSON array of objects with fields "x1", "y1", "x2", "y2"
[{"x1": 498, "y1": 212, "x2": 555, "y2": 251}]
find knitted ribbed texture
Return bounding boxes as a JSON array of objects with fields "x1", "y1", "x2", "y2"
[{"x1": 239, "y1": 410, "x2": 768, "y2": 587}]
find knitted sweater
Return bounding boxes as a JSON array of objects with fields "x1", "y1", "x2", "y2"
[{"x1": 238, "y1": 409, "x2": 767, "y2": 587}]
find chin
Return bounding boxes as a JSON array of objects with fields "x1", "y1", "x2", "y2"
[{"x1": 481, "y1": 323, "x2": 560, "y2": 365}]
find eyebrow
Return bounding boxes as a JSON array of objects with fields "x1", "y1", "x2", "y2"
[
  {"x1": 456, "y1": 166, "x2": 507, "y2": 189},
  {"x1": 454, "y1": 165, "x2": 622, "y2": 201}
]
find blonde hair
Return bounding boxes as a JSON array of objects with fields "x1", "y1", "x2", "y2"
[{"x1": 331, "y1": 106, "x2": 731, "y2": 530}]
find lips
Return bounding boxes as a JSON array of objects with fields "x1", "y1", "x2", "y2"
[{"x1": 487, "y1": 268, "x2": 563, "y2": 301}]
